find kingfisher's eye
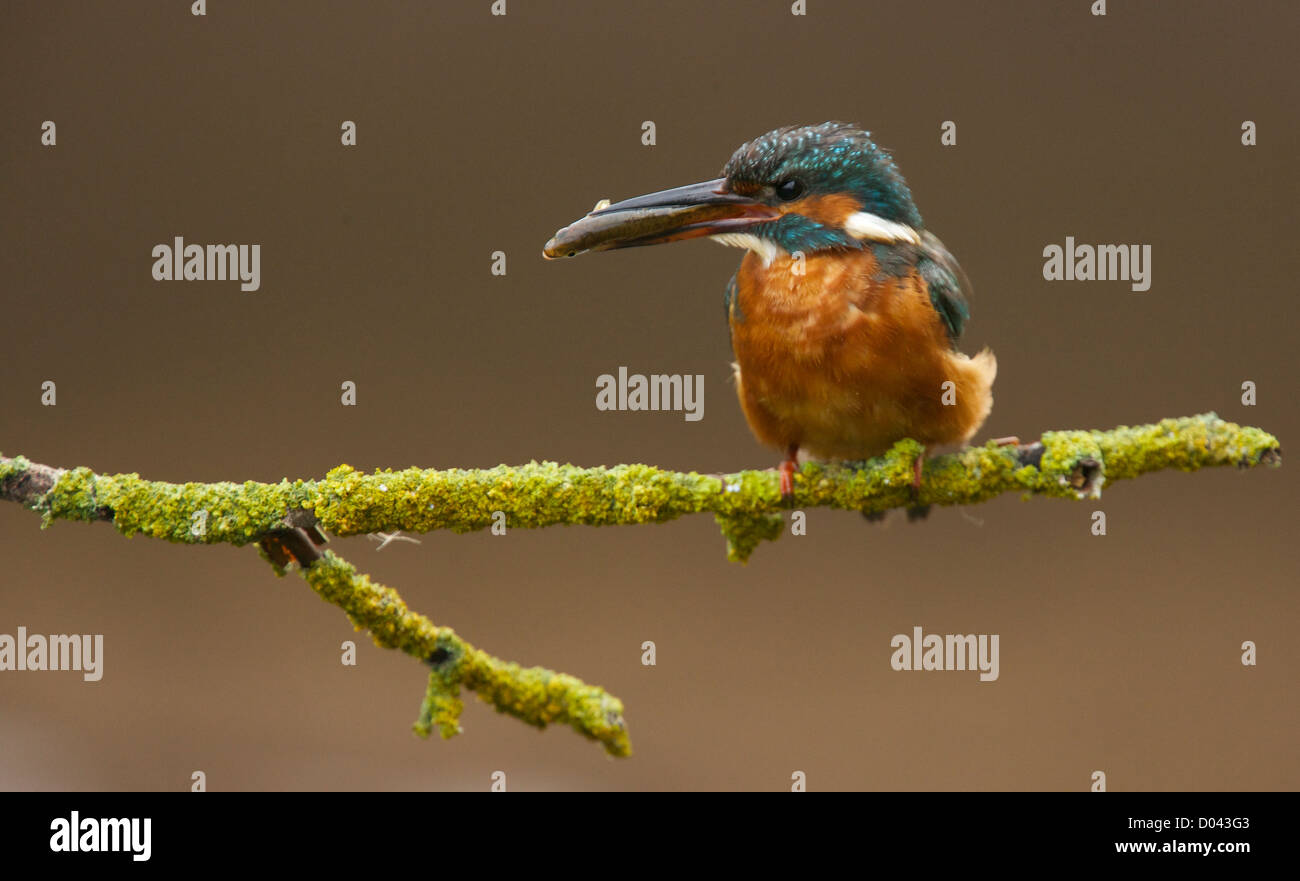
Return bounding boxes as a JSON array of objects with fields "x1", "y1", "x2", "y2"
[{"x1": 775, "y1": 179, "x2": 804, "y2": 201}]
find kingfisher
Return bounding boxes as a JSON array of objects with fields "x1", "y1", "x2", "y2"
[{"x1": 543, "y1": 122, "x2": 997, "y2": 499}]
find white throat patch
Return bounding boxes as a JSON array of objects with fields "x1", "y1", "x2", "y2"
[
  {"x1": 844, "y1": 211, "x2": 921, "y2": 245},
  {"x1": 710, "y1": 233, "x2": 784, "y2": 266}
]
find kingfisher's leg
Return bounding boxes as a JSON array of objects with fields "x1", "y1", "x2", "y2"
[
  {"x1": 906, "y1": 447, "x2": 929, "y2": 519},
  {"x1": 779, "y1": 443, "x2": 799, "y2": 499},
  {"x1": 989, "y1": 436, "x2": 1020, "y2": 447}
]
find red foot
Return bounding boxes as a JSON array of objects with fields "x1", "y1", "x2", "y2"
[
  {"x1": 779, "y1": 444, "x2": 799, "y2": 499},
  {"x1": 990, "y1": 435, "x2": 1020, "y2": 447},
  {"x1": 912, "y1": 450, "x2": 925, "y2": 490}
]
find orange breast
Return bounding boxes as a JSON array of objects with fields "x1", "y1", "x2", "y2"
[{"x1": 728, "y1": 248, "x2": 996, "y2": 460}]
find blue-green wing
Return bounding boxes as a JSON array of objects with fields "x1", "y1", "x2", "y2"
[{"x1": 916, "y1": 230, "x2": 972, "y2": 345}]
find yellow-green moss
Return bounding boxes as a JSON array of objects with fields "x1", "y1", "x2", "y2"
[
  {"x1": 304, "y1": 552, "x2": 630, "y2": 757},
  {"x1": 310, "y1": 461, "x2": 721, "y2": 536},
  {"x1": 40, "y1": 467, "x2": 312, "y2": 545},
  {"x1": 8, "y1": 413, "x2": 1283, "y2": 564},
  {"x1": 0, "y1": 455, "x2": 32, "y2": 485}
]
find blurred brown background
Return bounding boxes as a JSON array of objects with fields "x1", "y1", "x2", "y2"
[{"x1": 1, "y1": 1, "x2": 1295, "y2": 791}]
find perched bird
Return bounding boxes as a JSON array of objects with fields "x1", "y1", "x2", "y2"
[{"x1": 543, "y1": 122, "x2": 996, "y2": 498}]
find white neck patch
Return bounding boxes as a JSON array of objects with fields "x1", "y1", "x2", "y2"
[
  {"x1": 844, "y1": 211, "x2": 920, "y2": 245},
  {"x1": 710, "y1": 233, "x2": 784, "y2": 266}
]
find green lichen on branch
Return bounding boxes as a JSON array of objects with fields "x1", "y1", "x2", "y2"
[
  {"x1": 265, "y1": 414, "x2": 1283, "y2": 560},
  {"x1": 23, "y1": 463, "x2": 310, "y2": 545},
  {"x1": 309, "y1": 460, "x2": 724, "y2": 535},
  {"x1": 1, "y1": 413, "x2": 1282, "y2": 563},
  {"x1": 301, "y1": 552, "x2": 630, "y2": 757}
]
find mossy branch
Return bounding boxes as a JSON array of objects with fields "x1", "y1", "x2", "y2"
[
  {"x1": 0, "y1": 412, "x2": 1281, "y2": 756},
  {"x1": 2, "y1": 413, "x2": 1280, "y2": 560},
  {"x1": 279, "y1": 548, "x2": 629, "y2": 757}
]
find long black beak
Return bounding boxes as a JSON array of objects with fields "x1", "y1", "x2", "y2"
[{"x1": 542, "y1": 178, "x2": 778, "y2": 259}]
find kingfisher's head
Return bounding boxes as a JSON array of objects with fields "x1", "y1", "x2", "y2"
[{"x1": 543, "y1": 122, "x2": 923, "y2": 263}]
